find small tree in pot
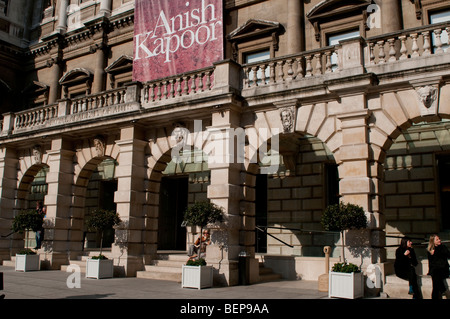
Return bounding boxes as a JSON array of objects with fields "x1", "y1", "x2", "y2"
[
  {"x1": 181, "y1": 201, "x2": 224, "y2": 289},
  {"x1": 321, "y1": 202, "x2": 368, "y2": 299},
  {"x1": 11, "y1": 209, "x2": 45, "y2": 271},
  {"x1": 85, "y1": 209, "x2": 122, "y2": 259},
  {"x1": 321, "y1": 201, "x2": 368, "y2": 263},
  {"x1": 12, "y1": 209, "x2": 44, "y2": 254},
  {"x1": 84, "y1": 209, "x2": 122, "y2": 279}
]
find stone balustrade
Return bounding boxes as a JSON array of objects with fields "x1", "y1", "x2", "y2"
[
  {"x1": 69, "y1": 87, "x2": 127, "y2": 115},
  {"x1": 366, "y1": 21, "x2": 450, "y2": 65},
  {"x1": 141, "y1": 67, "x2": 214, "y2": 104},
  {"x1": 14, "y1": 103, "x2": 59, "y2": 130},
  {"x1": 242, "y1": 46, "x2": 338, "y2": 88},
  {"x1": 2, "y1": 22, "x2": 450, "y2": 137}
]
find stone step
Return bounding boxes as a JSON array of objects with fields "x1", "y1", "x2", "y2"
[
  {"x1": 383, "y1": 274, "x2": 450, "y2": 299},
  {"x1": 136, "y1": 252, "x2": 187, "y2": 282}
]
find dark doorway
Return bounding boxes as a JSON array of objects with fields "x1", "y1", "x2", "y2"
[
  {"x1": 158, "y1": 176, "x2": 188, "y2": 250},
  {"x1": 255, "y1": 174, "x2": 268, "y2": 253},
  {"x1": 438, "y1": 155, "x2": 450, "y2": 231},
  {"x1": 99, "y1": 180, "x2": 118, "y2": 247}
]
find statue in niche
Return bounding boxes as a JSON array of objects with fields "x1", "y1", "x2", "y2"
[
  {"x1": 32, "y1": 145, "x2": 42, "y2": 164},
  {"x1": 93, "y1": 136, "x2": 106, "y2": 157}
]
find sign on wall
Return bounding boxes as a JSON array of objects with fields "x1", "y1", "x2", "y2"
[{"x1": 133, "y1": 0, "x2": 224, "y2": 82}]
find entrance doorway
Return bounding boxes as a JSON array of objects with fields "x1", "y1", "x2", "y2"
[{"x1": 158, "y1": 176, "x2": 188, "y2": 250}]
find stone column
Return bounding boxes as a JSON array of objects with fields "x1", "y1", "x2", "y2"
[
  {"x1": 99, "y1": 0, "x2": 112, "y2": 17},
  {"x1": 380, "y1": 0, "x2": 402, "y2": 33},
  {"x1": 48, "y1": 59, "x2": 62, "y2": 104},
  {"x1": 43, "y1": 138, "x2": 75, "y2": 269},
  {"x1": 0, "y1": 147, "x2": 18, "y2": 262},
  {"x1": 92, "y1": 44, "x2": 107, "y2": 94},
  {"x1": 56, "y1": 0, "x2": 69, "y2": 34},
  {"x1": 287, "y1": 0, "x2": 305, "y2": 53},
  {"x1": 113, "y1": 126, "x2": 147, "y2": 277}
]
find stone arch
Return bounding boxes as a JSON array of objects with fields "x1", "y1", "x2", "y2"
[
  {"x1": 146, "y1": 124, "x2": 211, "y2": 253},
  {"x1": 242, "y1": 106, "x2": 340, "y2": 262},
  {"x1": 371, "y1": 85, "x2": 450, "y2": 257},
  {"x1": 16, "y1": 145, "x2": 50, "y2": 210},
  {"x1": 70, "y1": 136, "x2": 120, "y2": 253}
]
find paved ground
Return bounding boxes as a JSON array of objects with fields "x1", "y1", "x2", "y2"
[{"x1": 0, "y1": 265, "x2": 439, "y2": 318}]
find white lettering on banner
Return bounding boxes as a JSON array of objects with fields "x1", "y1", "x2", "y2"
[{"x1": 134, "y1": 0, "x2": 222, "y2": 63}]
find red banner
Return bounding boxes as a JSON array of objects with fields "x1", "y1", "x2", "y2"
[{"x1": 133, "y1": 0, "x2": 224, "y2": 82}]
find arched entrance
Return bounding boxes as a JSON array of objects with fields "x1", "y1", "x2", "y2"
[
  {"x1": 83, "y1": 158, "x2": 118, "y2": 249},
  {"x1": 249, "y1": 133, "x2": 340, "y2": 258},
  {"x1": 149, "y1": 146, "x2": 210, "y2": 252}
]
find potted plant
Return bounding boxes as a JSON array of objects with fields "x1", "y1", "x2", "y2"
[
  {"x1": 11, "y1": 209, "x2": 44, "y2": 271},
  {"x1": 84, "y1": 209, "x2": 122, "y2": 279},
  {"x1": 321, "y1": 201, "x2": 368, "y2": 299},
  {"x1": 181, "y1": 201, "x2": 224, "y2": 289},
  {"x1": 328, "y1": 262, "x2": 364, "y2": 299},
  {"x1": 181, "y1": 258, "x2": 214, "y2": 289}
]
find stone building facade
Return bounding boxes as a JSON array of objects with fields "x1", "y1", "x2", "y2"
[{"x1": 0, "y1": 0, "x2": 450, "y2": 290}]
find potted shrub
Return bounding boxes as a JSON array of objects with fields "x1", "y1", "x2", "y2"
[
  {"x1": 181, "y1": 201, "x2": 224, "y2": 289},
  {"x1": 11, "y1": 209, "x2": 44, "y2": 271},
  {"x1": 84, "y1": 209, "x2": 122, "y2": 279},
  {"x1": 321, "y1": 202, "x2": 368, "y2": 299},
  {"x1": 181, "y1": 258, "x2": 214, "y2": 289},
  {"x1": 328, "y1": 262, "x2": 364, "y2": 299}
]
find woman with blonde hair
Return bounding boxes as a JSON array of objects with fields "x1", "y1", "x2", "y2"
[{"x1": 427, "y1": 234, "x2": 450, "y2": 299}]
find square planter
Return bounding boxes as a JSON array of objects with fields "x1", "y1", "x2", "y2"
[
  {"x1": 15, "y1": 254, "x2": 40, "y2": 272},
  {"x1": 328, "y1": 271, "x2": 364, "y2": 299},
  {"x1": 182, "y1": 265, "x2": 213, "y2": 289},
  {"x1": 86, "y1": 258, "x2": 114, "y2": 279}
]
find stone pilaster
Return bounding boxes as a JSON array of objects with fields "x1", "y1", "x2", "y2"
[
  {"x1": 113, "y1": 126, "x2": 147, "y2": 276},
  {"x1": 337, "y1": 105, "x2": 385, "y2": 268},
  {"x1": 0, "y1": 147, "x2": 18, "y2": 262},
  {"x1": 206, "y1": 104, "x2": 259, "y2": 286},
  {"x1": 42, "y1": 138, "x2": 75, "y2": 269}
]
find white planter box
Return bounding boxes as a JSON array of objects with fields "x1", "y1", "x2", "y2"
[
  {"x1": 86, "y1": 258, "x2": 114, "y2": 279},
  {"x1": 182, "y1": 265, "x2": 213, "y2": 289},
  {"x1": 329, "y1": 271, "x2": 364, "y2": 299},
  {"x1": 15, "y1": 254, "x2": 40, "y2": 272}
]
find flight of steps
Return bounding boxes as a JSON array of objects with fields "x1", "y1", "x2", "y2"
[
  {"x1": 136, "y1": 251, "x2": 186, "y2": 282},
  {"x1": 136, "y1": 251, "x2": 283, "y2": 283},
  {"x1": 60, "y1": 250, "x2": 114, "y2": 273},
  {"x1": 383, "y1": 274, "x2": 450, "y2": 299},
  {"x1": 382, "y1": 258, "x2": 450, "y2": 299}
]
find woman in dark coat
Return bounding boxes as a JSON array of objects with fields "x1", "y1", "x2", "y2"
[
  {"x1": 427, "y1": 234, "x2": 450, "y2": 299},
  {"x1": 394, "y1": 237, "x2": 422, "y2": 299}
]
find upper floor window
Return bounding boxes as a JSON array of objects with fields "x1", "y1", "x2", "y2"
[
  {"x1": 245, "y1": 50, "x2": 270, "y2": 85},
  {"x1": 430, "y1": 9, "x2": 450, "y2": 52},
  {"x1": 327, "y1": 29, "x2": 360, "y2": 70}
]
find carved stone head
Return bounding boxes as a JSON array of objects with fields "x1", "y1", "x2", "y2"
[
  {"x1": 416, "y1": 85, "x2": 437, "y2": 109},
  {"x1": 93, "y1": 136, "x2": 106, "y2": 157}
]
